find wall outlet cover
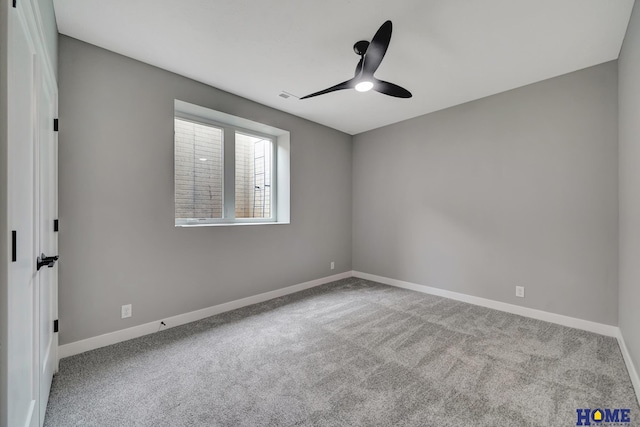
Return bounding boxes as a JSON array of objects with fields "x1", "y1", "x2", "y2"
[
  {"x1": 121, "y1": 304, "x2": 132, "y2": 318},
  {"x1": 515, "y1": 286, "x2": 525, "y2": 298}
]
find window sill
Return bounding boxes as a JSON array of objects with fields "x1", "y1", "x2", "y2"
[{"x1": 175, "y1": 221, "x2": 290, "y2": 228}]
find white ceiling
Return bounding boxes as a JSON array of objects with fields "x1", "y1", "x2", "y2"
[{"x1": 53, "y1": 0, "x2": 635, "y2": 135}]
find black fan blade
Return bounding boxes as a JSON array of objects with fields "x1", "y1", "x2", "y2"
[
  {"x1": 354, "y1": 57, "x2": 364, "y2": 77},
  {"x1": 374, "y1": 80, "x2": 412, "y2": 98},
  {"x1": 300, "y1": 79, "x2": 355, "y2": 99},
  {"x1": 362, "y1": 20, "x2": 392, "y2": 76}
]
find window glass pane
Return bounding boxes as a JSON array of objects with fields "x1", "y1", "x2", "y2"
[
  {"x1": 174, "y1": 118, "x2": 223, "y2": 219},
  {"x1": 235, "y1": 132, "x2": 272, "y2": 219}
]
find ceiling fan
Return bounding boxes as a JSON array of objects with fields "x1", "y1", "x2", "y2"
[{"x1": 300, "y1": 20, "x2": 412, "y2": 100}]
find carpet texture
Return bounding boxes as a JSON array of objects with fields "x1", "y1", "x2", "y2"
[{"x1": 45, "y1": 278, "x2": 639, "y2": 426}]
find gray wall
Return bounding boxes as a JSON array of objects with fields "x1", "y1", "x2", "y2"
[
  {"x1": 619, "y1": 2, "x2": 640, "y2": 383},
  {"x1": 353, "y1": 62, "x2": 619, "y2": 325},
  {"x1": 58, "y1": 36, "x2": 352, "y2": 345}
]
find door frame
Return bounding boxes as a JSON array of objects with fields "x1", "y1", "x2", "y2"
[
  {"x1": 35, "y1": 39, "x2": 59, "y2": 423},
  {"x1": 0, "y1": 0, "x2": 11, "y2": 425},
  {"x1": 1, "y1": 0, "x2": 58, "y2": 426}
]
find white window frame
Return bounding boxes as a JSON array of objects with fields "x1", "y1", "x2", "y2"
[
  {"x1": 174, "y1": 115, "x2": 226, "y2": 224},
  {"x1": 174, "y1": 100, "x2": 290, "y2": 227}
]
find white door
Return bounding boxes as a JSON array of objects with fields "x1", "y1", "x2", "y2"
[
  {"x1": 36, "y1": 59, "x2": 58, "y2": 425},
  {"x1": 7, "y1": 1, "x2": 58, "y2": 426},
  {"x1": 7, "y1": 1, "x2": 39, "y2": 426}
]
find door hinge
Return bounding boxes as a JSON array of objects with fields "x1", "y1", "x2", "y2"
[
  {"x1": 54, "y1": 219, "x2": 59, "y2": 232},
  {"x1": 53, "y1": 118, "x2": 58, "y2": 132},
  {"x1": 53, "y1": 319, "x2": 59, "y2": 333},
  {"x1": 12, "y1": 231, "x2": 17, "y2": 262}
]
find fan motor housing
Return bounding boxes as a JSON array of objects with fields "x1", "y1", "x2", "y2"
[{"x1": 353, "y1": 40, "x2": 369, "y2": 56}]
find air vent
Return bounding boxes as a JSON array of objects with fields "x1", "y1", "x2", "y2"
[{"x1": 278, "y1": 91, "x2": 298, "y2": 100}]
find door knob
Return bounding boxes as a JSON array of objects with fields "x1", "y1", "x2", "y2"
[{"x1": 37, "y1": 253, "x2": 59, "y2": 271}]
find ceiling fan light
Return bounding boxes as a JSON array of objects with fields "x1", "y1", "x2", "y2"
[{"x1": 355, "y1": 81, "x2": 374, "y2": 92}]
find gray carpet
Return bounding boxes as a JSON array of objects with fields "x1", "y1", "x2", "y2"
[{"x1": 45, "y1": 278, "x2": 639, "y2": 426}]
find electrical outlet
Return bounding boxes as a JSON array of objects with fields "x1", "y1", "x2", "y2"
[
  {"x1": 330, "y1": 261, "x2": 335, "y2": 270},
  {"x1": 515, "y1": 286, "x2": 525, "y2": 298},
  {"x1": 121, "y1": 304, "x2": 132, "y2": 319}
]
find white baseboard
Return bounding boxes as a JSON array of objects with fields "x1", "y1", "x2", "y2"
[
  {"x1": 58, "y1": 271, "x2": 353, "y2": 359},
  {"x1": 616, "y1": 329, "x2": 640, "y2": 407},
  {"x1": 352, "y1": 271, "x2": 619, "y2": 337}
]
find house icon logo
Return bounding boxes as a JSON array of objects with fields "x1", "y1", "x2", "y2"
[
  {"x1": 592, "y1": 410, "x2": 603, "y2": 421},
  {"x1": 576, "y1": 408, "x2": 631, "y2": 426}
]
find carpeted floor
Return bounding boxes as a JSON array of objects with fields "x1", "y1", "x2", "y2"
[{"x1": 45, "y1": 278, "x2": 639, "y2": 426}]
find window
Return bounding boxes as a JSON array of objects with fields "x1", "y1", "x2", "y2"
[
  {"x1": 235, "y1": 132, "x2": 273, "y2": 219},
  {"x1": 174, "y1": 100, "x2": 290, "y2": 226},
  {"x1": 174, "y1": 118, "x2": 223, "y2": 219}
]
